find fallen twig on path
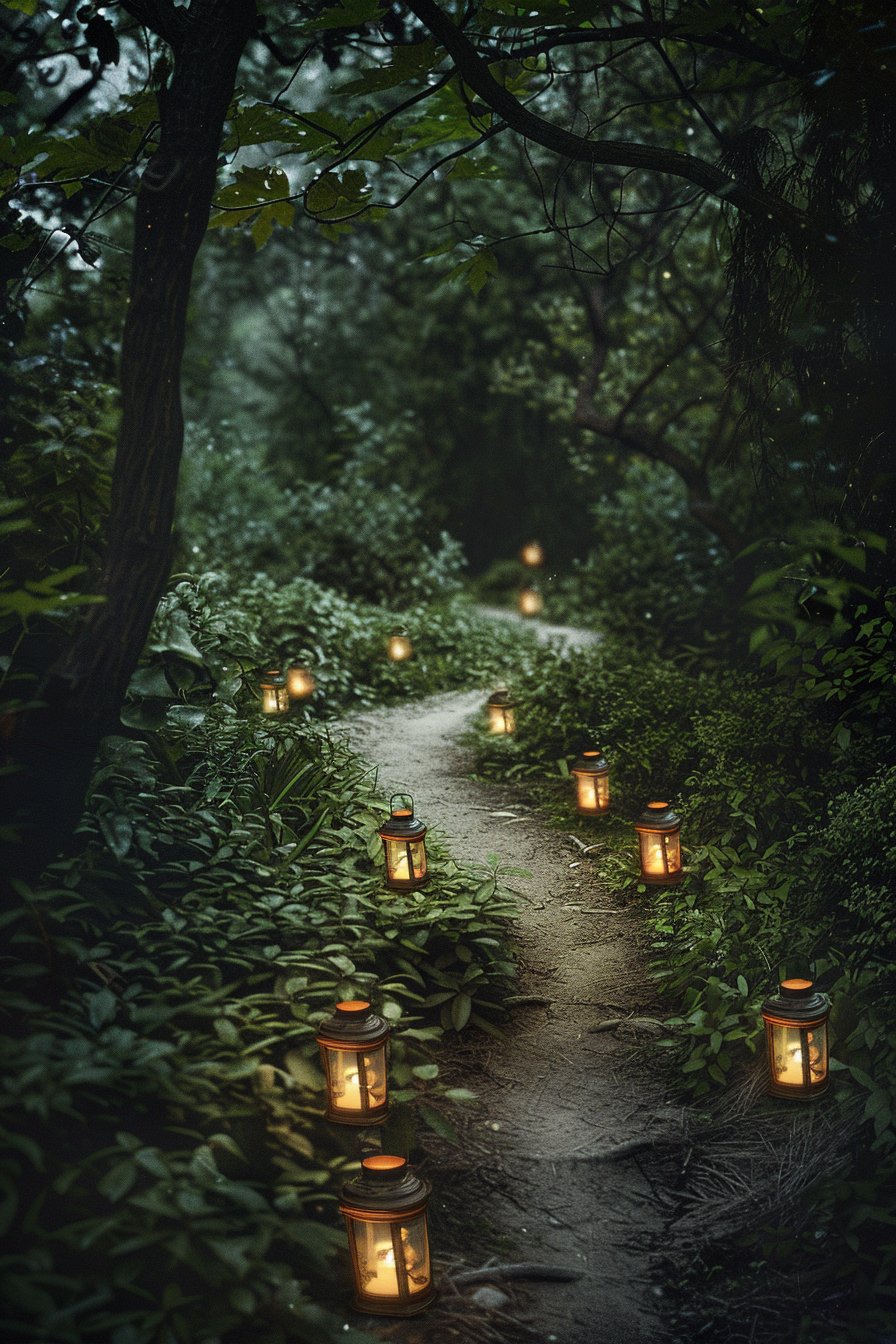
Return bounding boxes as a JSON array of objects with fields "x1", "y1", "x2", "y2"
[
  {"x1": 452, "y1": 1262, "x2": 586, "y2": 1285},
  {"x1": 589, "y1": 1016, "x2": 668, "y2": 1032},
  {"x1": 503, "y1": 994, "x2": 554, "y2": 1006}
]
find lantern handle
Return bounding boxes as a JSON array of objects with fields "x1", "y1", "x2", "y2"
[{"x1": 389, "y1": 792, "x2": 414, "y2": 813}]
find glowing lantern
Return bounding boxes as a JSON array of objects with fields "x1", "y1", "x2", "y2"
[
  {"x1": 520, "y1": 540, "x2": 545, "y2": 567},
  {"x1": 286, "y1": 662, "x2": 315, "y2": 699},
  {"x1": 634, "y1": 801, "x2": 682, "y2": 884},
  {"x1": 259, "y1": 668, "x2": 289, "y2": 714},
  {"x1": 486, "y1": 683, "x2": 517, "y2": 735},
  {"x1": 388, "y1": 630, "x2": 413, "y2": 661},
  {"x1": 316, "y1": 1001, "x2": 390, "y2": 1125},
  {"x1": 339, "y1": 1155, "x2": 435, "y2": 1316},
  {"x1": 378, "y1": 795, "x2": 428, "y2": 890},
  {"x1": 518, "y1": 587, "x2": 543, "y2": 616},
  {"x1": 761, "y1": 979, "x2": 831, "y2": 1099},
  {"x1": 571, "y1": 748, "x2": 609, "y2": 816}
]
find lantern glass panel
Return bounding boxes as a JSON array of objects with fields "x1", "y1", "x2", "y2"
[
  {"x1": 385, "y1": 837, "x2": 426, "y2": 884},
  {"x1": 325, "y1": 1045, "x2": 387, "y2": 1114},
  {"x1": 488, "y1": 704, "x2": 515, "y2": 734},
  {"x1": 262, "y1": 685, "x2": 281, "y2": 714},
  {"x1": 576, "y1": 772, "x2": 609, "y2": 814},
  {"x1": 769, "y1": 1022, "x2": 827, "y2": 1089},
  {"x1": 351, "y1": 1214, "x2": 431, "y2": 1300}
]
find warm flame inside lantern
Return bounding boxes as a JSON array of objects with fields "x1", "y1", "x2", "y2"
[
  {"x1": 259, "y1": 668, "x2": 289, "y2": 714},
  {"x1": 634, "y1": 801, "x2": 682, "y2": 884},
  {"x1": 339, "y1": 1155, "x2": 435, "y2": 1316},
  {"x1": 486, "y1": 683, "x2": 517, "y2": 735},
  {"x1": 316, "y1": 1000, "x2": 390, "y2": 1125},
  {"x1": 287, "y1": 662, "x2": 315, "y2": 699},
  {"x1": 387, "y1": 631, "x2": 413, "y2": 661},
  {"x1": 378, "y1": 795, "x2": 428, "y2": 890},
  {"x1": 761, "y1": 978, "x2": 831, "y2": 1099},
  {"x1": 519, "y1": 540, "x2": 545, "y2": 567},
  {"x1": 518, "y1": 587, "x2": 543, "y2": 616},
  {"x1": 571, "y1": 748, "x2": 609, "y2": 815}
]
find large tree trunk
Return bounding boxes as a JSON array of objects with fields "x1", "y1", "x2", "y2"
[{"x1": 2, "y1": 0, "x2": 257, "y2": 893}]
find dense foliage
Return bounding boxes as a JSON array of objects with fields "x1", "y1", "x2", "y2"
[
  {"x1": 472, "y1": 588, "x2": 896, "y2": 1339},
  {"x1": 1, "y1": 714, "x2": 522, "y2": 1344}
]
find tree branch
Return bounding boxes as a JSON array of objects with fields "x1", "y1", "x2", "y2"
[
  {"x1": 403, "y1": 0, "x2": 810, "y2": 238},
  {"x1": 573, "y1": 282, "x2": 745, "y2": 557}
]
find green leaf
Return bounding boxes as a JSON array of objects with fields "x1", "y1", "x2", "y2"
[
  {"x1": 97, "y1": 1159, "x2": 138, "y2": 1203},
  {"x1": 451, "y1": 992, "x2": 472, "y2": 1031},
  {"x1": 417, "y1": 1104, "x2": 459, "y2": 1144},
  {"x1": 411, "y1": 1063, "x2": 439, "y2": 1080}
]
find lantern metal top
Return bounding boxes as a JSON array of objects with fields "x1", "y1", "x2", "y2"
[
  {"x1": 340, "y1": 1155, "x2": 432, "y2": 1213},
  {"x1": 379, "y1": 795, "x2": 426, "y2": 841},
  {"x1": 634, "y1": 801, "x2": 680, "y2": 831},
  {"x1": 316, "y1": 1000, "x2": 390, "y2": 1048},
  {"x1": 572, "y1": 748, "x2": 608, "y2": 775},
  {"x1": 487, "y1": 683, "x2": 517, "y2": 708},
  {"x1": 762, "y1": 978, "x2": 830, "y2": 1024}
]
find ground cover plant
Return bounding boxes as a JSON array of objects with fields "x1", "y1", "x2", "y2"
[
  {"x1": 470, "y1": 591, "x2": 896, "y2": 1343},
  {"x1": 117, "y1": 570, "x2": 541, "y2": 737},
  {"x1": 1, "y1": 710, "x2": 523, "y2": 1344}
]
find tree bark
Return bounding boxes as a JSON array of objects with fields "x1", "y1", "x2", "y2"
[{"x1": 3, "y1": 0, "x2": 257, "y2": 890}]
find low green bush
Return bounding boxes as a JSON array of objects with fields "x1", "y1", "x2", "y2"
[
  {"x1": 1, "y1": 713, "x2": 522, "y2": 1344},
  {"x1": 471, "y1": 616, "x2": 896, "y2": 1336},
  {"x1": 119, "y1": 572, "x2": 540, "y2": 734},
  {"x1": 174, "y1": 427, "x2": 465, "y2": 607}
]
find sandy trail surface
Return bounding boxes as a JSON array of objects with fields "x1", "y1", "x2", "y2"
[{"x1": 335, "y1": 651, "x2": 676, "y2": 1344}]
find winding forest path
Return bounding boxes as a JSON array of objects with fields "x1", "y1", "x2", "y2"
[{"x1": 335, "y1": 628, "x2": 677, "y2": 1344}]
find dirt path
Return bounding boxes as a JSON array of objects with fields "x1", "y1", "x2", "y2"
[{"x1": 336, "y1": 678, "x2": 677, "y2": 1344}]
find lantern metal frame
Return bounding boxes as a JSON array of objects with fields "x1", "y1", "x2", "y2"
[
  {"x1": 259, "y1": 668, "x2": 289, "y2": 714},
  {"x1": 339, "y1": 1156, "x2": 435, "y2": 1316},
  {"x1": 378, "y1": 795, "x2": 428, "y2": 890},
  {"x1": 316, "y1": 1001, "x2": 390, "y2": 1125},
  {"x1": 486, "y1": 684, "x2": 517, "y2": 735},
  {"x1": 761, "y1": 979, "x2": 831, "y2": 1099},
  {"x1": 286, "y1": 661, "x2": 315, "y2": 700},
  {"x1": 571, "y1": 748, "x2": 610, "y2": 816},
  {"x1": 634, "y1": 801, "x2": 683, "y2": 885}
]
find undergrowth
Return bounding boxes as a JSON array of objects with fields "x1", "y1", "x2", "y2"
[
  {"x1": 1, "y1": 713, "x2": 523, "y2": 1344},
  {"x1": 471, "y1": 596, "x2": 896, "y2": 1342}
]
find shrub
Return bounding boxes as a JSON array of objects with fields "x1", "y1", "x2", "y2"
[{"x1": 1, "y1": 712, "x2": 522, "y2": 1344}]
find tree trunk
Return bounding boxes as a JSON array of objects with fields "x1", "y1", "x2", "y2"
[{"x1": 2, "y1": 0, "x2": 257, "y2": 892}]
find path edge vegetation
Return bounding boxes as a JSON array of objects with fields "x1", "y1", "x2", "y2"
[{"x1": 469, "y1": 605, "x2": 896, "y2": 1344}]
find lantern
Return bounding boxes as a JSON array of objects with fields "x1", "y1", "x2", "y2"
[
  {"x1": 339, "y1": 1155, "x2": 435, "y2": 1316},
  {"x1": 634, "y1": 801, "x2": 682, "y2": 884},
  {"x1": 520, "y1": 540, "x2": 545, "y2": 567},
  {"x1": 387, "y1": 630, "x2": 413, "y2": 661},
  {"x1": 761, "y1": 979, "x2": 831, "y2": 1099},
  {"x1": 486, "y1": 683, "x2": 517, "y2": 735},
  {"x1": 378, "y1": 795, "x2": 428, "y2": 890},
  {"x1": 259, "y1": 668, "x2": 289, "y2": 714},
  {"x1": 316, "y1": 1001, "x2": 390, "y2": 1125},
  {"x1": 286, "y1": 662, "x2": 315, "y2": 699},
  {"x1": 518, "y1": 587, "x2": 543, "y2": 616},
  {"x1": 571, "y1": 748, "x2": 609, "y2": 815}
]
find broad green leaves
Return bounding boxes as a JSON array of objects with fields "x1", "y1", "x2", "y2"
[{"x1": 208, "y1": 166, "x2": 294, "y2": 248}]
